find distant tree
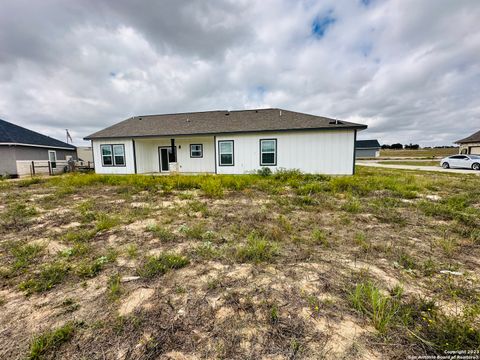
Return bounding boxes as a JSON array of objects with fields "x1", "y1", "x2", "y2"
[
  {"x1": 381, "y1": 144, "x2": 390, "y2": 149},
  {"x1": 391, "y1": 143, "x2": 403, "y2": 150},
  {"x1": 404, "y1": 143, "x2": 420, "y2": 150}
]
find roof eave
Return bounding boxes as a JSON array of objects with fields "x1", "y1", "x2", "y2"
[{"x1": 84, "y1": 124, "x2": 368, "y2": 141}]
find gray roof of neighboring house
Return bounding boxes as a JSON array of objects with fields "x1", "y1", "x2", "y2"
[
  {"x1": 456, "y1": 130, "x2": 480, "y2": 144},
  {"x1": 0, "y1": 119, "x2": 76, "y2": 149},
  {"x1": 84, "y1": 108, "x2": 367, "y2": 140},
  {"x1": 356, "y1": 139, "x2": 381, "y2": 149}
]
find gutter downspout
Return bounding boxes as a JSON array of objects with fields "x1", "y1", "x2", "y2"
[{"x1": 352, "y1": 130, "x2": 357, "y2": 175}]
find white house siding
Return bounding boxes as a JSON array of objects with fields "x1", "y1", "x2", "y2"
[
  {"x1": 134, "y1": 136, "x2": 215, "y2": 174},
  {"x1": 216, "y1": 130, "x2": 355, "y2": 175},
  {"x1": 92, "y1": 139, "x2": 135, "y2": 174}
]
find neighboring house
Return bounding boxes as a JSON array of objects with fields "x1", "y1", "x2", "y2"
[
  {"x1": 0, "y1": 119, "x2": 77, "y2": 177},
  {"x1": 76, "y1": 146, "x2": 94, "y2": 162},
  {"x1": 84, "y1": 108, "x2": 367, "y2": 175},
  {"x1": 355, "y1": 139, "x2": 381, "y2": 158},
  {"x1": 456, "y1": 130, "x2": 480, "y2": 155}
]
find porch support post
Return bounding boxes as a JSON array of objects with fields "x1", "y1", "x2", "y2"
[{"x1": 132, "y1": 139, "x2": 137, "y2": 174}]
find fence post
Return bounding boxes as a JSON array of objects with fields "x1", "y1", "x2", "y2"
[
  {"x1": 48, "y1": 161, "x2": 52, "y2": 176},
  {"x1": 31, "y1": 161, "x2": 35, "y2": 177}
]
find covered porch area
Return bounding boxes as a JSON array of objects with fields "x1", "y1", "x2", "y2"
[{"x1": 133, "y1": 136, "x2": 216, "y2": 174}]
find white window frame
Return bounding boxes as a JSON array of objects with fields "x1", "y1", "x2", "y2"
[
  {"x1": 100, "y1": 144, "x2": 125, "y2": 167},
  {"x1": 260, "y1": 139, "x2": 277, "y2": 166},
  {"x1": 218, "y1": 140, "x2": 234, "y2": 166},
  {"x1": 48, "y1": 150, "x2": 57, "y2": 169},
  {"x1": 112, "y1": 144, "x2": 126, "y2": 166},
  {"x1": 190, "y1": 144, "x2": 203, "y2": 158}
]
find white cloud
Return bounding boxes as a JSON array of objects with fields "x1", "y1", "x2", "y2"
[{"x1": 0, "y1": 0, "x2": 479, "y2": 146}]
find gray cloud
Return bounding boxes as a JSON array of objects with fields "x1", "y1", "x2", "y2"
[{"x1": 0, "y1": 0, "x2": 479, "y2": 146}]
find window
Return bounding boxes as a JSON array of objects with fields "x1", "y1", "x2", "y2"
[
  {"x1": 100, "y1": 144, "x2": 125, "y2": 166},
  {"x1": 101, "y1": 145, "x2": 113, "y2": 166},
  {"x1": 190, "y1": 144, "x2": 203, "y2": 158},
  {"x1": 260, "y1": 139, "x2": 277, "y2": 166},
  {"x1": 218, "y1": 140, "x2": 234, "y2": 166},
  {"x1": 113, "y1": 145, "x2": 125, "y2": 166}
]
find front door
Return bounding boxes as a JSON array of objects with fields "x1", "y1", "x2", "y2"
[
  {"x1": 48, "y1": 150, "x2": 57, "y2": 169},
  {"x1": 159, "y1": 147, "x2": 169, "y2": 172}
]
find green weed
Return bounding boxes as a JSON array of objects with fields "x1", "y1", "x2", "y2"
[
  {"x1": 136, "y1": 253, "x2": 189, "y2": 278},
  {"x1": 28, "y1": 322, "x2": 75, "y2": 360},
  {"x1": 19, "y1": 262, "x2": 69, "y2": 294},
  {"x1": 146, "y1": 224, "x2": 176, "y2": 242},
  {"x1": 235, "y1": 232, "x2": 278, "y2": 263}
]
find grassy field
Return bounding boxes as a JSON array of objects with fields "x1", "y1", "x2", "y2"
[
  {"x1": 380, "y1": 148, "x2": 458, "y2": 158},
  {"x1": 0, "y1": 169, "x2": 479, "y2": 359},
  {"x1": 377, "y1": 160, "x2": 440, "y2": 167}
]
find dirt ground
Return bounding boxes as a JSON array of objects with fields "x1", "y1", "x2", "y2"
[{"x1": 0, "y1": 168, "x2": 479, "y2": 359}]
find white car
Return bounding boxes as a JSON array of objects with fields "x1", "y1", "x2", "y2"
[{"x1": 440, "y1": 154, "x2": 480, "y2": 170}]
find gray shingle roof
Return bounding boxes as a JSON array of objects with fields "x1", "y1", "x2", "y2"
[
  {"x1": 456, "y1": 130, "x2": 480, "y2": 144},
  {"x1": 0, "y1": 119, "x2": 76, "y2": 149},
  {"x1": 84, "y1": 108, "x2": 367, "y2": 140},
  {"x1": 356, "y1": 139, "x2": 380, "y2": 149}
]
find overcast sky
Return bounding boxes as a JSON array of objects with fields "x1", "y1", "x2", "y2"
[{"x1": 1, "y1": 0, "x2": 479, "y2": 146}]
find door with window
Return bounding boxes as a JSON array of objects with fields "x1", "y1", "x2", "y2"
[
  {"x1": 48, "y1": 150, "x2": 57, "y2": 169},
  {"x1": 158, "y1": 147, "x2": 176, "y2": 172}
]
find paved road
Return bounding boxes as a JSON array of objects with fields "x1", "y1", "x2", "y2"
[{"x1": 357, "y1": 161, "x2": 480, "y2": 175}]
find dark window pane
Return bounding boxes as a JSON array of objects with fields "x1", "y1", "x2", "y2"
[
  {"x1": 103, "y1": 156, "x2": 113, "y2": 165},
  {"x1": 221, "y1": 154, "x2": 233, "y2": 165},
  {"x1": 114, "y1": 156, "x2": 125, "y2": 165},
  {"x1": 262, "y1": 153, "x2": 275, "y2": 165},
  {"x1": 168, "y1": 148, "x2": 176, "y2": 162}
]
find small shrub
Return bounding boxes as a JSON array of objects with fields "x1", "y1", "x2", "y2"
[
  {"x1": 137, "y1": 253, "x2": 189, "y2": 278},
  {"x1": 312, "y1": 228, "x2": 330, "y2": 247},
  {"x1": 350, "y1": 281, "x2": 400, "y2": 333},
  {"x1": 125, "y1": 244, "x2": 138, "y2": 258},
  {"x1": 179, "y1": 223, "x2": 205, "y2": 240},
  {"x1": 235, "y1": 233, "x2": 278, "y2": 263},
  {"x1": 437, "y1": 234, "x2": 456, "y2": 256},
  {"x1": 28, "y1": 322, "x2": 75, "y2": 360},
  {"x1": 20, "y1": 262, "x2": 69, "y2": 294},
  {"x1": 194, "y1": 241, "x2": 220, "y2": 260},
  {"x1": 62, "y1": 228, "x2": 97, "y2": 243},
  {"x1": 257, "y1": 167, "x2": 272, "y2": 177},
  {"x1": 75, "y1": 256, "x2": 108, "y2": 278},
  {"x1": 10, "y1": 243, "x2": 43, "y2": 271},
  {"x1": 354, "y1": 232, "x2": 370, "y2": 252},
  {"x1": 146, "y1": 224, "x2": 176, "y2": 242},
  {"x1": 95, "y1": 213, "x2": 120, "y2": 232},
  {"x1": 107, "y1": 274, "x2": 122, "y2": 301},
  {"x1": 398, "y1": 252, "x2": 416, "y2": 270},
  {"x1": 269, "y1": 303, "x2": 279, "y2": 324}
]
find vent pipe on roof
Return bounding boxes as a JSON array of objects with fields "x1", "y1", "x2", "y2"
[{"x1": 279, "y1": 110, "x2": 282, "y2": 116}]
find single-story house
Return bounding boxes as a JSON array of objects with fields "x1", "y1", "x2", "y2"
[
  {"x1": 84, "y1": 108, "x2": 367, "y2": 175},
  {"x1": 456, "y1": 130, "x2": 480, "y2": 155},
  {"x1": 0, "y1": 119, "x2": 77, "y2": 177},
  {"x1": 355, "y1": 139, "x2": 381, "y2": 158}
]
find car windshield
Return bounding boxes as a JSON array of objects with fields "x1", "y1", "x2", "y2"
[{"x1": 469, "y1": 155, "x2": 480, "y2": 159}]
